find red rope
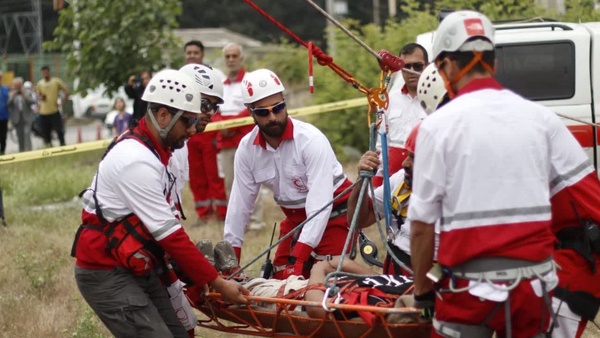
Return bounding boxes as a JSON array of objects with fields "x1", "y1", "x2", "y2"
[{"x1": 243, "y1": 0, "x2": 368, "y2": 93}]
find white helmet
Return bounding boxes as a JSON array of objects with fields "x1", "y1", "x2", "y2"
[
  {"x1": 142, "y1": 69, "x2": 202, "y2": 113},
  {"x1": 417, "y1": 63, "x2": 447, "y2": 115},
  {"x1": 179, "y1": 64, "x2": 224, "y2": 104},
  {"x1": 242, "y1": 68, "x2": 285, "y2": 105},
  {"x1": 432, "y1": 10, "x2": 495, "y2": 61}
]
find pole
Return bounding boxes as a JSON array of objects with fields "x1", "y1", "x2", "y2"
[
  {"x1": 373, "y1": 0, "x2": 381, "y2": 27},
  {"x1": 325, "y1": 0, "x2": 336, "y2": 56},
  {"x1": 388, "y1": 0, "x2": 397, "y2": 18},
  {"x1": 0, "y1": 185, "x2": 7, "y2": 228}
]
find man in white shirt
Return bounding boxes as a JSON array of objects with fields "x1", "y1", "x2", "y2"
[
  {"x1": 373, "y1": 43, "x2": 428, "y2": 187},
  {"x1": 223, "y1": 69, "x2": 353, "y2": 280}
]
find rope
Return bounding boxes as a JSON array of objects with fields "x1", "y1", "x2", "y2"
[{"x1": 242, "y1": 0, "x2": 369, "y2": 94}]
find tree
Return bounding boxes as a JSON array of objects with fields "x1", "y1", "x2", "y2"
[{"x1": 44, "y1": 0, "x2": 181, "y2": 94}]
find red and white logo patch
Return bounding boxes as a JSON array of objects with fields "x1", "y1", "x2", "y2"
[
  {"x1": 270, "y1": 73, "x2": 281, "y2": 85},
  {"x1": 244, "y1": 80, "x2": 254, "y2": 97},
  {"x1": 464, "y1": 18, "x2": 485, "y2": 36}
]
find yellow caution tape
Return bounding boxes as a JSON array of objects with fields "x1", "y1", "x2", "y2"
[{"x1": 0, "y1": 97, "x2": 368, "y2": 165}]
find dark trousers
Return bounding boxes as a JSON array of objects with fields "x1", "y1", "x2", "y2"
[
  {"x1": 75, "y1": 266, "x2": 188, "y2": 338},
  {"x1": 0, "y1": 119, "x2": 7, "y2": 154},
  {"x1": 39, "y1": 112, "x2": 65, "y2": 146}
]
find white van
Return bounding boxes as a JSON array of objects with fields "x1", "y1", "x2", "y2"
[{"x1": 416, "y1": 20, "x2": 600, "y2": 172}]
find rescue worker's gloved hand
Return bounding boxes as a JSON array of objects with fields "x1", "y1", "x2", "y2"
[
  {"x1": 283, "y1": 242, "x2": 313, "y2": 279},
  {"x1": 414, "y1": 290, "x2": 436, "y2": 320},
  {"x1": 209, "y1": 276, "x2": 249, "y2": 305}
]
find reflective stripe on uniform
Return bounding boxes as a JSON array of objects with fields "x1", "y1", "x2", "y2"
[
  {"x1": 194, "y1": 200, "x2": 212, "y2": 208},
  {"x1": 433, "y1": 319, "x2": 494, "y2": 338}
]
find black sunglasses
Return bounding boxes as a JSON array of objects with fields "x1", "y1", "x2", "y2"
[
  {"x1": 201, "y1": 98, "x2": 219, "y2": 114},
  {"x1": 404, "y1": 62, "x2": 425, "y2": 72},
  {"x1": 250, "y1": 100, "x2": 286, "y2": 117},
  {"x1": 179, "y1": 115, "x2": 200, "y2": 129}
]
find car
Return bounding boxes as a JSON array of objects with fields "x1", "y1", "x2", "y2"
[{"x1": 69, "y1": 83, "x2": 133, "y2": 121}]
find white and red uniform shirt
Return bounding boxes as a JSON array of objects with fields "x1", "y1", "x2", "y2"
[
  {"x1": 408, "y1": 78, "x2": 558, "y2": 267},
  {"x1": 378, "y1": 86, "x2": 427, "y2": 150},
  {"x1": 373, "y1": 86, "x2": 426, "y2": 186},
  {"x1": 212, "y1": 68, "x2": 253, "y2": 150},
  {"x1": 75, "y1": 119, "x2": 217, "y2": 286},
  {"x1": 372, "y1": 169, "x2": 439, "y2": 258},
  {"x1": 224, "y1": 117, "x2": 348, "y2": 249}
]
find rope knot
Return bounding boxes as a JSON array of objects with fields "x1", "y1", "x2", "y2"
[
  {"x1": 359, "y1": 169, "x2": 375, "y2": 179},
  {"x1": 311, "y1": 46, "x2": 333, "y2": 66}
]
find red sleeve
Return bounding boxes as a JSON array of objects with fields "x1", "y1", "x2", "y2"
[
  {"x1": 159, "y1": 228, "x2": 219, "y2": 285},
  {"x1": 551, "y1": 172, "x2": 600, "y2": 233}
]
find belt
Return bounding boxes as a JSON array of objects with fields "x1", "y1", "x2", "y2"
[
  {"x1": 329, "y1": 201, "x2": 348, "y2": 219},
  {"x1": 449, "y1": 257, "x2": 555, "y2": 282}
]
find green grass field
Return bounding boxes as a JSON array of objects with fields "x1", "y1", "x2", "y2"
[{"x1": 0, "y1": 151, "x2": 599, "y2": 338}]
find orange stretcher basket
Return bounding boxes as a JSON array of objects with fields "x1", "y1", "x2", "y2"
[{"x1": 193, "y1": 292, "x2": 432, "y2": 338}]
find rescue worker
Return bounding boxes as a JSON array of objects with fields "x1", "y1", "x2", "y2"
[
  {"x1": 183, "y1": 40, "x2": 228, "y2": 225},
  {"x1": 72, "y1": 69, "x2": 248, "y2": 338},
  {"x1": 169, "y1": 63, "x2": 225, "y2": 217},
  {"x1": 348, "y1": 63, "x2": 448, "y2": 276},
  {"x1": 408, "y1": 10, "x2": 567, "y2": 337},
  {"x1": 223, "y1": 68, "x2": 353, "y2": 280},
  {"x1": 372, "y1": 43, "x2": 428, "y2": 187}
]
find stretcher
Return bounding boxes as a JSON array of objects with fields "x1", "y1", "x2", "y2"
[{"x1": 188, "y1": 281, "x2": 432, "y2": 338}]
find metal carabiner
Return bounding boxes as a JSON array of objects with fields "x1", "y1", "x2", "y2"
[{"x1": 321, "y1": 287, "x2": 343, "y2": 313}]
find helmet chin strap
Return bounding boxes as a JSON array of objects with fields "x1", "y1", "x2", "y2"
[
  {"x1": 437, "y1": 51, "x2": 495, "y2": 99},
  {"x1": 147, "y1": 108, "x2": 185, "y2": 142}
]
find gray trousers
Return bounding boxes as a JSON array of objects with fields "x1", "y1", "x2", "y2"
[{"x1": 74, "y1": 266, "x2": 188, "y2": 338}]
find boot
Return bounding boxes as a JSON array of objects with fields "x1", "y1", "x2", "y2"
[{"x1": 195, "y1": 239, "x2": 215, "y2": 267}]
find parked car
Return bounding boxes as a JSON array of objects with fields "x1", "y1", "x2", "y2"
[{"x1": 69, "y1": 84, "x2": 133, "y2": 121}]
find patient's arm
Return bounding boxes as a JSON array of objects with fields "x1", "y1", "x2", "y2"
[{"x1": 304, "y1": 258, "x2": 372, "y2": 318}]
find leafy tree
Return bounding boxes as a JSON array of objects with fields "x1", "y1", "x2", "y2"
[
  {"x1": 44, "y1": 0, "x2": 181, "y2": 94},
  {"x1": 562, "y1": 0, "x2": 600, "y2": 21}
]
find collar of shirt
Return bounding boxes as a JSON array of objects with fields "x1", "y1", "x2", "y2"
[
  {"x1": 400, "y1": 84, "x2": 418, "y2": 100},
  {"x1": 455, "y1": 77, "x2": 503, "y2": 98},
  {"x1": 253, "y1": 117, "x2": 294, "y2": 149},
  {"x1": 134, "y1": 117, "x2": 172, "y2": 166},
  {"x1": 224, "y1": 68, "x2": 246, "y2": 85}
]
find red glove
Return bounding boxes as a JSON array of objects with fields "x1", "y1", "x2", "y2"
[
  {"x1": 282, "y1": 261, "x2": 304, "y2": 279},
  {"x1": 282, "y1": 242, "x2": 313, "y2": 279}
]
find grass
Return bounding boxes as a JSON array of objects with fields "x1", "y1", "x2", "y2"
[{"x1": 1, "y1": 152, "x2": 599, "y2": 338}]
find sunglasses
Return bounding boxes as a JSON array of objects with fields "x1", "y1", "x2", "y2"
[
  {"x1": 250, "y1": 100, "x2": 286, "y2": 117},
  {"x1": 201, "y1": 98, "x2": 219, "y2": 114},
  {"x1": 404, "y1": 62, "x2": 425, "y2": 72},
  {"x1": 179, "y1": 115, "x2": 200, "y2": 129}
]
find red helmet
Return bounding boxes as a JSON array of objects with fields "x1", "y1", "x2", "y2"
[{"x1": 404, "y1": 122, "x2": 422, "y2": 153}]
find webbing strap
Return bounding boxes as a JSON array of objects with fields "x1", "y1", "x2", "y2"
[{"x1": 433, "y1": 319, "x2": 494, "y2": 338}]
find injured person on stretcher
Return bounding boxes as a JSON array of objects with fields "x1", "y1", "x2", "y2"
[{"x1": 190, "y1": 239, "x2": 427, "y2": 325}]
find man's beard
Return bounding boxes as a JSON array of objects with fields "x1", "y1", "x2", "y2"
[
  {"x1": 166, "y1": 133, "x2": 187, "y2": 150},
  {"x1": 258, "y1": 117, "x2": 287, "y2": 138},
  {"x1": 404, "y1": 169, "x2": 413, "y2": 189}
]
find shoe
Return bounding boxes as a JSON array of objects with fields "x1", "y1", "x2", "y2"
[
  {"x1": 195, "y1": 239, "x2": 215, "y2": 267},
  {"x1": 214, "y1": 240, "x2": 239, "y2": 273},
  {"x1": 248, "y1": 222, "x2": 266, "y2": 231}
]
